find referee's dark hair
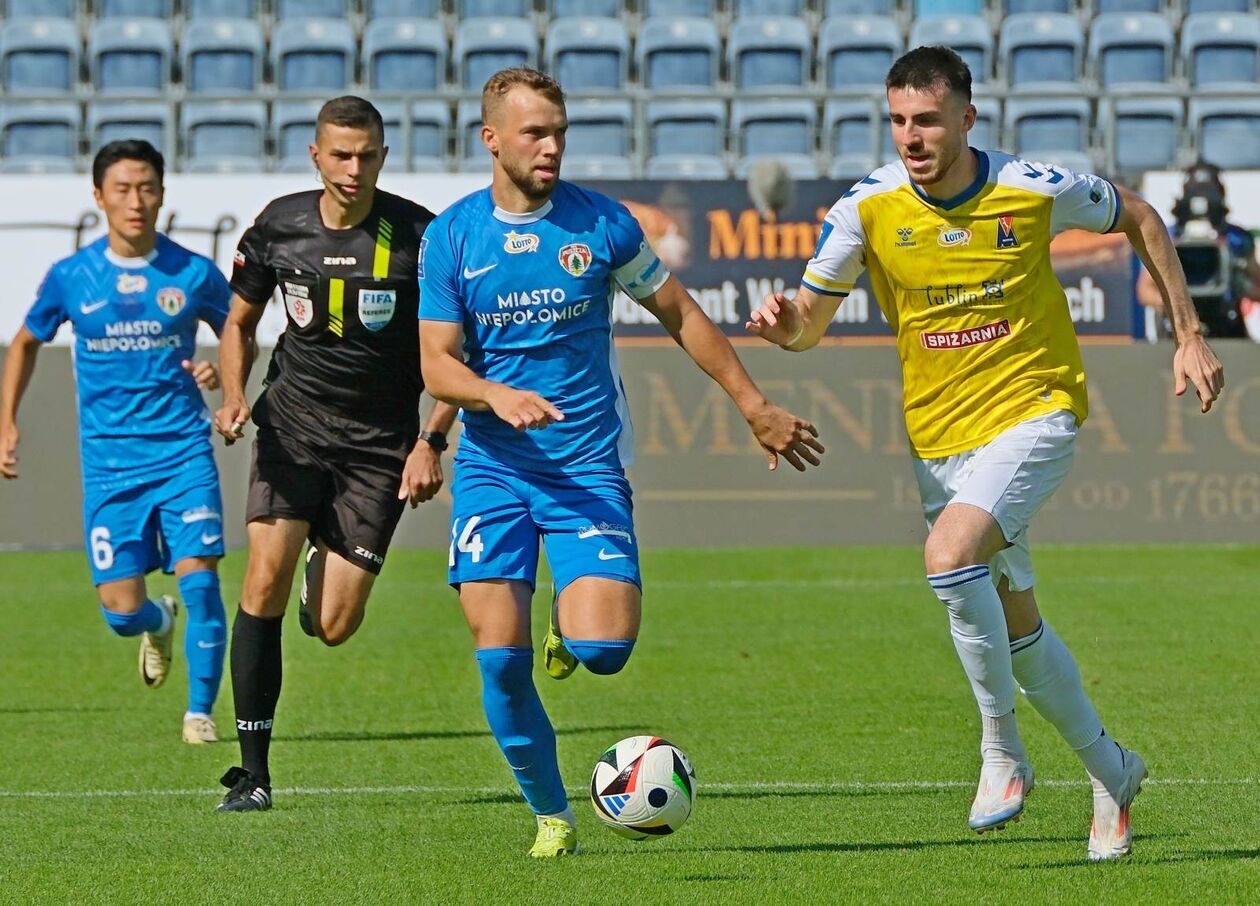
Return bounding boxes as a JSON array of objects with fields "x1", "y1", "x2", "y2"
[
  {"x1": 92, "y1": 139, "x2": 165, "y2": 189},
  {"x1": 886, "y1": 46, "x2": 973, "y2": 103},
  {"x1": 316, "y1": 95, "x2": 385, "y2": 142}
]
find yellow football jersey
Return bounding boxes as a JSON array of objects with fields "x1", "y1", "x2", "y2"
[{"x1": 803, "y1": 150, "x2": 1121, "y2": 458}]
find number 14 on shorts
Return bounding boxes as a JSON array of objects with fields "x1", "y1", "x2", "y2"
[{"x1": 449, "y1": 516, "x2": 484, "y2": 565}]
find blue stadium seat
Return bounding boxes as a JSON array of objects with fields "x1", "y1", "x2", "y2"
[
  {"x1": 970, "y1": 97, "x2": 1000, "y2": 150},
  {"x1": 728, "y1": 16, "x2": 811, "y2": 92},
  {"x1": 909, "y1": 16, "x2": 991, "y2": 83},
  {"x1": 1005, "y1": 96, "x2": 1091, "y2": 159},
  {"x1": 457, "y1": 98, "x2": 490, "y2": 172},
  {"x1": 408, "y1": 99, "x2": 449, "y2": 173},
  {"x1": 1182, "y1": 13, "x2": 1260, "y2": 89},
  {"x1": 370, "y1": 98, "x2": 404, "y2": 158},
  {"x1": 915, "y1": 0, "x2": 982, "y2": 14},
  {"x1": 1191, "y1": 97, "x2": 1260, "y2": 168},
  {"x1": 272, "y1": 19, "x2": 355, "y2": 94},
  {"x1": 1000, "y1": 13, "x2": 1083, "y2": 89},
  {"x1": 551, "y1": 0, "x2": 622, "y2": 15},
  {"x1": 98, "y1": 0, "x2": 171, "y2": 16},
  {"x1": 458, "y1": 0, "x2": 529, "y2": 17},
  {"x1": 454, "y1": 18, "x2": 536, "y2": 91},
  {"x1": 185, "y1": 0, "x2": 257, "y2": 17},
  {"x1": 732, "y1": 98, "x2": 818, "y2": 178},
  {"x1": 563, "y1": 99, "x2": 634, "y2": 178},
  {"x1": 1184, "y1": 0, "x2": 1253, "y2": 11},
  {"x1": 735, "y1": 0, "x2": 805, "y2": 14},
  {"x1": 182, "y1": 19, "x2": 263, "y2": 95},
  {"x1": 643, "y1": 0, "x2": 714, "y2": 16},
  {"x1": 275, "y1": 0, "x2": 346, "y2": 19},
  {"x1": 1006, "y1": 0, "x2": 1069, "y2": 11},
  {"x1": 645, "y1": 99, "x2": 726, "y2": 178},
  {"x1": 1095, "y1": 0, "x2": 1161, "y2": 12},
  {"x1": 182, "y1": 100, "x2": 266, "y2": 173},
  {"x1": 825, "y1": 0, "x2": 896, "y2": 13},
  {"x1": 364, "y1": 18, "x2": 445, "y2": 92},
  {"x1": 87, "y1": 101, "x2": 171, "y2": 155},
  {"x1": 546, "y1": 18, "x2": 629, "y2": 92},
  {"x1": 824, "y1": 98, "x2": 882, "y2": 179},
  {"x1": 367, "y1": 0, "x2": 440, "y2": 16},
  {"x1": 1105, "y1": 95, "x2": 1182, "y2": 173},
  {"x1": 638, "y1": 17, "x2": 720, "y2": 92},
  {"x1": 1, "y1": 19, "x2": 79, "y2": 95},
  {"x1": 821, "y1": 16, "x2": 903, "y2": 91},
  {"x1": 89, "y1": 19, "x2": 172, "y2": 96},
  {"x1": 5, "y1": 0, "x2": 76, "y2": 17},
  {"x1": 272, "y1": 99, "x2": 321, "y2": 172},
  {"x1": 1090, "y1": 14, "x2": 1174, "y2": 88},
  {"x1": 0, "y1": 102, "x2": 79, "y2": 173}
]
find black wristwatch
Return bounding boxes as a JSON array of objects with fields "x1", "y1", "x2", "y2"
[{"x1": 418, "y1": 430, "x2": 448, "y2": 452}]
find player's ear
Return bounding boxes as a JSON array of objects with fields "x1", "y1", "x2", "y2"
[
  {"x1": 481, "y1": 123, "x2": 497, "y2": 155},
  {"x1": 962, "y1": 102, "x2": 977, "y2": 132},
  {"x1": 92, "y1": 185, "x2": 105, "y2": 211}
]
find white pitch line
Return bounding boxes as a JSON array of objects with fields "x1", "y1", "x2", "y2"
[{"x1": 1, "y1": 777, "x2": 1255, "y2": 801}]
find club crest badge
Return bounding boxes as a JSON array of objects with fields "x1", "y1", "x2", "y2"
[
  {"x1": 503, "y1": 231, "x2": 540, "y2": 254},
  {"x1": 156, "y1": 287, "x2": 186, "y2": 316},
  {"x1": 558, "y1": 243, "x2": 593, "y2": 276},
  {"x1": 996, "y1": 214, "x2": 1019, "y2": 249}
]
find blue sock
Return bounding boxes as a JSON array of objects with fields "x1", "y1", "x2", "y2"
[
  {"x1": 563, "y1": 638, "x2": 636, "y2": 675},
  {"x1": 475, "y1": 647, "x2": 567, "y2": 816},
  {"x1": 100, "y1": 600, "x2": 164, "y2": 637},
  {"x1": 179, "y1": 570, "x2": 227, "y2": 715}
]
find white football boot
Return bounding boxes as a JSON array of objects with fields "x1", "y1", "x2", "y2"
[
  {"x1": 1088, "y1": 747, "x2": 1147, "y2": 861},
  {"x1": 139, "y1": 595, "x2": 179, "y2": 688},
  {"x1": 969, "y1": 759, "x2": 1035, "y2": 833}
]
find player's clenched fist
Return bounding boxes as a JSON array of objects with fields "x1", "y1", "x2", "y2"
[
  {"x1": 745, "y1": 401, "x2": 825, "y2": 472},
  {"x1": 745, "y1": 291, "x2": 805, "y2": 348},
  {"x1": 214, "y1": 398, "x2": 251, "y2": 444},
  {"x1": 486, "y1": 385, "x2": 565, "y2": 432},
  {"x1": 181, "y1": 358, "x2": 220, "y2": 391}
]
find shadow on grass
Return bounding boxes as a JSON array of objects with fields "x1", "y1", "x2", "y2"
[
  {"x1": 274, "y1": 723, "x2": 640, "y2": 744},
  {"x1": 0, "y1": 706, "x2": 119, "y2": 714},
  {"x1": 1014, "y1": 847, "x2": 1259, "y2": 870}
]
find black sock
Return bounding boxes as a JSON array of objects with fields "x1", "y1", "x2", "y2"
[{"x1": 230, "y1": 608, "x2": 283, "y2": 785}]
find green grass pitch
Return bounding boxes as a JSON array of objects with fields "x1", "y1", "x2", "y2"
[{"x1": 3, "y1": 546, "x2": 1258, "y2": 903}]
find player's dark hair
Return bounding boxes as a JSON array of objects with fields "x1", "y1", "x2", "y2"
[
  {"x1": 886, "y1": 46, "x2": 972, "y2": 102},
  {"x1": 316, "y1": 95, "x2": 385, "y2": 142},
  {"x1": 92, "y1": 139, "x2": 164, "y2": 189},
  {"x1": 482, "y1": 67, "x2": 566, "y2": 124}
]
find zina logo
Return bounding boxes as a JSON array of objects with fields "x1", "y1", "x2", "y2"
[
  {"x1": 236, "y1": 718, "x2": 273, "y2": 731},
  {"x1": 324, "y1": 256, "x2": 357, "y2": 265}
]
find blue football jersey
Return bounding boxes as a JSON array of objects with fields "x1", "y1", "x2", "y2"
[
  {"x1": 419, "y1": 181, "x2": 669, "y2": 472},
  {"x1": 24, "y1": 234, "x2": 232, "y2": 486}
]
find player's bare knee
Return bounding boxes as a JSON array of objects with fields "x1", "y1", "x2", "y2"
[
  {"x1": 923, "y1": 534, "x2": 979, "y2": 575},
  {"x1": 241, "y1": 570, "x2": 290, "y2": 617}
]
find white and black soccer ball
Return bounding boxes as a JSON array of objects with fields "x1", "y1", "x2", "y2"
[{"x1": 589, "y1": 735, "x2": 696, "y2": 840}]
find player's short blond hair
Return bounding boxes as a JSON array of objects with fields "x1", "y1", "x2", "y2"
[{"x1": 481, "y1": 67, "x2": 566, "y2": 125}]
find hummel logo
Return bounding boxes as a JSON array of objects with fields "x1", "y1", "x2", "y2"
[
  {"x1": 597, "y1": 549, "x2": 628, "y2": 561},
  {"x1": 200, "y1": 533, "x2": 223, "y2": 545},
  {"x1": 80, "y1": 300, "x2": 109, "y2": 315},
  {"x1": 463, "y1": 263, "x2": 497, "y2": 279}
]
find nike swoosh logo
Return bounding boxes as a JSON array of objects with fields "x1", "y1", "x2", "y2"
[
  {"x1": 80, "y1": 300, "x2": 109, "y2": 315},
  {"x1": 598, "y1": 549, "x2": 629, "y2": 561},
  {"x1": 578, "y1": 527, "x2": 633, "y2": 542},
  {"x1": 463, "y1": 263, "x2": 497, "y2": 279},
  {"x1": 200, "y1": 533, "x2": 223, "y2": 545},
  {"x1": 196, "y1": 640, "x2": 223, "y2": 649}
]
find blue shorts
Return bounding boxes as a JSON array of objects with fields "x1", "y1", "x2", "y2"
[
  {"x1": 81, "y1": 451, "x2": 225, "y2": 585},
  {"x1": 447, "y1": 457, "x2": 640, "y2": 594}
]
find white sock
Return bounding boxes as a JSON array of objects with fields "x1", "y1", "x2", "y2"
[
  {"x1": 184, "y1": 711, "x2": 212, "y2": 722},
  {"x1": 1010, "y1": 620, "x2": 1104, "y2": 750},
  {"x1": 1078, "y1": 732, "x2": 1127, "y2": 794},
  {"x1": 539, "y1": 806, "x2": 576, "y2": 826},
  {"x1": 928, "y1": 565, "x2": 1022, "y2": 756}
]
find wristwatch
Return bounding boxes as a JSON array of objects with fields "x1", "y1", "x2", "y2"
[{"x1": 418, "y1": 430, "x2": 448, "y2": 452}]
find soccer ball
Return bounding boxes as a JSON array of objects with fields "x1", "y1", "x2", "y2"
[{"x1": 589, "y1": 735, "x2": 696, "y2": 840}]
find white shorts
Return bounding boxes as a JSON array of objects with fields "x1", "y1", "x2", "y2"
[{"x1": 911, "y1": 409, "x2": 1078, "y2": 592}]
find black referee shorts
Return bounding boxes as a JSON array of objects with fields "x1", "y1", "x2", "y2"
[{"x1": 246, "y1": 388, "x2": 412, "y2": 575}]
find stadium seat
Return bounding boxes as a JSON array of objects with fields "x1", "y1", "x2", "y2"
[
  {"x1": 89, "y1": 19, "x2": 172, "y2": 96},
  {"x1": 371, "y1": 97, "x2": 404, "y2": 158},
  {"x1": 1181, "y1": 13, "x2": 1260, "y2": 89},
  {"x1": 87, "y1": 101, "x2": 171, "y2": 155},
  {"x1": 364, "y1": 18, "x2": 445, "y2": 92},
  {"x1": 275, "y1": 0, "x2": 346, "y2": 19},
  {"x1": 273, "y1": 99, "x2": 321, "y2": 172},
  {"x1": 562, "y1": 99, "x2": 634, "y2": 179},
  {"x1": 0, "y1": 102, "x2": 79, "y2": 173},
  {"x1": 4, "y1": 0, "x2": 76, "y2": 17},
  {"x1": 1105, "y1": 95, "x2": 1183, "y2": 173},
  {"x1": 643, "y1": 0, "x2": 714, "y2": 16},
  {"x1": 1000, "y1": 13, "x2": 1083, "y2": 90},
  {"x1": 1090, "y1": 14, "x2": 1174, "y2": 89},
  {"x1": 1005, "y1": 0, "x2": 1070, "y2": 11},
  {"x1": 546, "y1": 18, "x2": 630, "y2": 92},
  {"x1": 638, "y1": 17, "x2": 720, "y2": 92},
  {"x1": 271, "y1": 19, "x2": 355, "y2": 94},
  {"x1": 1005, "y1": 96, "x2": 1091, "y2": 160},
  {"x1": 1184, "y1": 0, "x2": 1253, "y2": 11},
  {"x1": 551, "y1": 0, "x2": 622, "y2": 15},
  {"x1": 908, "y1": 15, "x2": 991, "y2": 83},
  {"x1": 409, "y1": 99, "x2": 449, "y2": 173},
  {"x1": 454, "y1": 18, "x2": 537, "y2": 91},
  {"x1": 1190, "y1": 97, "x2": 1260, "y2": 169},
  {"x1": 1095, "y1": 0, "x2": 1161, "y2": 12},
  {"x1": 97, "y1": 0, "x2": 172, "y2": 16},
  {"x1": 728, "y1": 16, "x2": 811, "y2": 92},
  {"x1": 182, "y1": 19, "x2": 263, "y2": 95},
  {"x1": 0, "y1": 19, "x2": 79, "y2": 95},
  {"x1": 821, "y1": 15, "x2": 903, "y2": 91},
  {"x1": 458, "y1": 0, "x2": 529, "y2": 17},
  {"x1": 457, "y1": 98, "x2": 490, "y2": 172},
  {"x1": 181, "y1": 100, "x2": 266, "y2": 173},
  {"x1": 645, "y1": 99, "x2": 726, "y2": 178},
  {"x1": 914, "y1": 0, "x2": 983, "y2": 14},
  {"x1": 825, "y1": 98, "x2": 882, "y2": 179},
  {"x1": 732, "y1": 98, "x2": 818, "y2": 178},
  {"x1": 970, "y1": 96, "x2": 1000, "y2": 150},
  {"x1": 185, "y1": 0, "x2": 257, "y2": 17},
  {"x1": 735, "y1": 0, "x2": 806, "y2": 15},
  {"x1": 824, "y1": 0, "x2": 896, "y2": 13},
  {"x1": 367, "y1": 0, "x2": 440, "y2": 16}
]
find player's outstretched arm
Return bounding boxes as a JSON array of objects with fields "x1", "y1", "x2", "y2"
[
  {"x1": 0, "y1": 326, "x2": 42, "y2": 479},
  {"x1": 639, "y1": 275, "x2": 824, "y2": 472},
  {"x1": 418, "y1": 320, "x2": 563, "y2": 431},
  {"x1": 214, "y1": 294, "x2": 264, "y2": 443},
  {"x1": 1113, "y1": 185, "x2": 1225, "y2": 413},
  {"x1": 745, "y1": 285, "x2": 843, "y2": 351}
]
